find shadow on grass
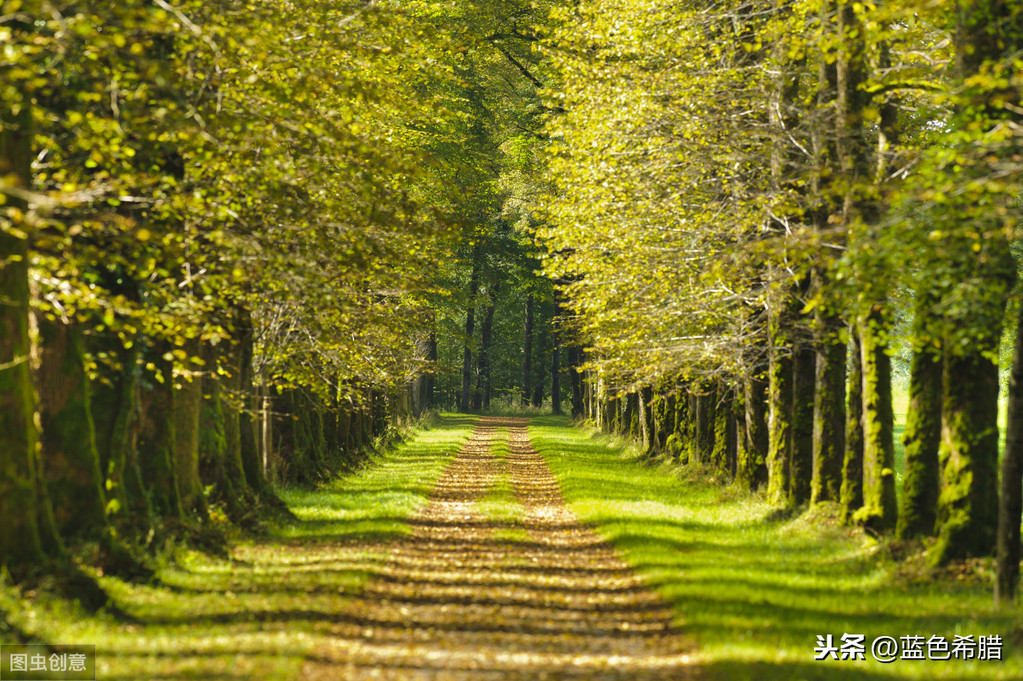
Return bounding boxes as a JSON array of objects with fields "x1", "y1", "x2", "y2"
[{"x1": 528, "y1": 418, "x2": 1023, "y2": 681}]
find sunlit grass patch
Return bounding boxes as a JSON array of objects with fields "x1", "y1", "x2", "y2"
[
  {"x1": 529, "y1": 414, "x2": 1023, "y2": 681},
  {"x1": 2, "y1": 413, "x2": 477, "y2": 680}
]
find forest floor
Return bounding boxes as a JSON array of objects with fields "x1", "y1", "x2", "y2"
[{"x1": 2, "y1": 413, "x2": 1023, "y2": 680}]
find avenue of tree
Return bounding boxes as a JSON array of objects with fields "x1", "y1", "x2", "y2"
[{"x1": 3, "y1": 0, "x2": 1023, "y2": 610}]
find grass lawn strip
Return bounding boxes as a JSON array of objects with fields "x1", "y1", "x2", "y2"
[{"x1": 529, "y1": 414, "x2": 1023, "y2": 681}]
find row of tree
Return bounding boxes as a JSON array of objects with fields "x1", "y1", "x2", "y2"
[
  {"x1": 539, "y1": 0, "x2": 1023, "y2": 602},
  {"x1": 1, "y1": 0, "x2": 560, "y2": 583}
]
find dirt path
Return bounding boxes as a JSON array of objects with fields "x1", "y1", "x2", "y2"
[{"x1": 302, "y1": 417, "x2": 696, "y2": 680}]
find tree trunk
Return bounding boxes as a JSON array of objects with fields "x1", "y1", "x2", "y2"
[
  {"x1": 790, "y1": 342, "x2": 815, "y2": 506},
  {"x1": 551, "y1": 297, "x2": 562, "y2": 414},
  {"x1": 996, "y1": 300, "x2": 1023, "y2": 604},
  {"x1": 711, "y1": 384, "x2": 732, "y2": 476},
  {"x1": 568, "y1": 345, "x2": 584, "y2": 418},
  {"x1": 173, "y1": 340, "x2": 208, "y2": 518},
  {"x1": 474, "y1": 281, "x2": 500, "y2": 411},
  {"x1": 858, "y1": 312, "x2": 897, "y2": 531},
  {"x1": 933, "y1": 344, "x2": 1002, "y2": 563},
  {"x1": 694, "y1": 386, "x2": 716, "y2": 466},
  {"x1": 840, "y1": 327, "x2": 864, "y2": 523},
  {"x1": 235, "y1": 307, "x2": 267, "y2": 494},
  {"x1": 811, "y1": 327, "x2": 846, "y2": 504},
  {"x1": 897, "y1": 313, "x2": 942, "y2": 539},
  {"x1": 139, "y1": 353, "x2": 184, "y2": 519},
  {"x1": 0, "y1": 71, "x2": 46, "y2": 569},
  {"x1": 739, "y1": 371, "x2": 769, "y2": 490},
  {"x1": 767, "y1": 312, "x2": 793, "y2": 504},
  {"x1": 36, "y1": 318, "x2": 108, "y2": 540},
  {"x1": 461, "y1": 245, "x2": 481, "y2": 412},
  {"x1": 521, "y1": 292, "x2": 534, "y2": 406}
]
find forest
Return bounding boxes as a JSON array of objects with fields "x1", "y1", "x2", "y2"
[{"x1": 2, "y1": 0, "x2": 1023, "y2": 679}]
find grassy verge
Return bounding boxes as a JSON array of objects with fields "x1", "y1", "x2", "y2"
[
  {"x1": 1, "y1": 413, "x2": 476, "y2": 680},
  {"x1": 529, "y1": 414, "x2": 1023, "y2": 681}
]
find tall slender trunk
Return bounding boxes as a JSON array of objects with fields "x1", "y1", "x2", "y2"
[
  {"x1": 996, "y1": 301, "x2": 1023, "y2": 604},
  {"x1": 766, "y1": 319, "x2": 793, "y2": 504},
  {"x1": 521, "y1": 292, "x2": 534, "y2": 406},
  {"x1": 840, "y1": 327, "x2": 864, "y2": 522},
  {"x1": 790, "y1": 340, "x2": 816, "y2": 506},
  {"x1": 694, "y1": 385, "x2": 715, "y2": 466},
  {"x1": 569, "y1": 345, "x2": 584, "y2": 417},
  {"x1": 897, "y1": 297, "x2": 942, "y2": 539},
  {"x1": 461, "y1": 247, "x2": 481, "y2": 412},
  {"x1": 739, "y1": 370, "x2": 769, "y2": 490},
  {"x1": 811, "y1": 325, "x2": 846, "y2": 504},
  {"x1": 551, "y1": 296, "x2": 562, "y2": 414},
  {"x1": 474, "y1": 281, "x2": 500, "y2": 411}
]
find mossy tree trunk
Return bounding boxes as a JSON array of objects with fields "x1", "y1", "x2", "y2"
[
  {"x1": 811, "y1": 322, "x2": 846, "y2": 504},
  {"x1": 0, "y1": 88, "x2": 46, "y2": 570},
  {"x1": 139, "y1": 353, "x2": 184, "y2": 519},
  {"x1": 233, "y1": 307, "x2": 267, "y2": 495},
  {"x1": 840, "y1": 327, "x2": 864, "y2": 522},
  {"x1": 91, "y1": 342, "x2": 151, "y2": 533},
  {"x1": 172, "y1": 340, "x2": 208, "y2": 518},
  {"x1": 996, "y1": 300, "x2": 1023, "y2": 604},
  {"x1": 789, "y1": 340, "x2": 815, "y2": 505},
  {"x1": 897, "y1": 305, "x2": 942, "y2": 539},
  {"x1": 694, "y1": 386, "x2": 716, "y2": 466},
  {"x1": 711, "y1": 384, "x2": 732, "y2": 476},
  {"x1": 766, "y1": 314, "x2": 793, "y2": 504},
  {"x1": 933, "y1": 344, "x2": 1002, "y2": 563},
  {"x1": 36, "y1": 318, "x2": 108, "y2": 541},
  {"x1": 739, "y1": 370, "x2": 769, "y2": 490},
  {"x1": 857, "y1": 311, "x2": 897, "y2": 531}
]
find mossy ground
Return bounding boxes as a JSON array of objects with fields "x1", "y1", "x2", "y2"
[{"x1": 530, "y1": 413, "x2": 1023, "y2": 681}]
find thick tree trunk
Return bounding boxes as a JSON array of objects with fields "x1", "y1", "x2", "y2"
[
  {"x1": 0, "y1": 77, "x2": 45, "y2": 569},
  {"x1": 139, "y1": 353, "x2": 184, "y2": 519},
  {"x1": 789, "y1": 342, "x2": 815, "y2": 506},
  {"x1": 897, "y1": 327, "x2": 942, "y2": 539},
  {"x1": 521, "y1": 292, "x2": 534, "y2": 406},
  {"x1": 766, "y1": 341, "x2": 793, "y2": 504},
  {"x1": 694, "y1": 386, "x2": 716, "y2": 466},
  {"x1": 996, "y1": 301, "x2": 1023, "y2": 604},
  {"x1": 858, "y1": 313, "x2": 897, "y2": 531},
  {"x1": 738, "y1": 371, "x2": 769, "y2": 490},
  {"x1": 933, "y1": 345, "x2": 1001, "y2": 563},
  {"x1": 173, "y1": 340, "x2": 208, "y2": 518},
  {"x1": 711, "y1": 384, "x2": 731, "y2": 476},
  {"x1": 811, "y1": 328, "x2": 846, "y2": 504},
  {"x1": 36, "y1": 319, "x2": 108, "y2": 540},
  {"x1": 840, "y1": 327, "x2": 864, "y2": 522}
]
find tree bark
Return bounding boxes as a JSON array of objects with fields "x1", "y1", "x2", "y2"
[
  {"x1": 461, "y1": 244, "x2": 481, "y2": 412},
  {"x1": 0, "y1": 68, "x2": 46, "y2": 569},
  {"x1": 790, "y1": 341, "x2": 815, "y2": 506},
  {"x1": 139, "y1": 351, "x2": 184, "y2": 519},
  {"x1": 897, "y1": 306, "x2": 942, "y2": 539},
  {"x1": 474, "y1": 281, "x2": 500, "y2": 411},
  {"x1": 739, "y1": 370, "x2": 769, "y2": 490},
  {"x1": 858, "y1": 312, "x2": 897, "y2": 531},
  {"x1": 840, "y1": 327, "x2": 864, "y2": 523},
  {"x1": 996, "y1": 301, "x2": 1023, "y2": 604},
  {"x1": 36, "y1": 318, "x2": 108, "y2": 540},
  {"x1": 173, "y1": 339, "x2": 208, "y2": 518},
  {"x1": 766, "y1": 330, "x2": 793, "y2": 504},
  {"x1": 521, "y1": 291, "x2": 534, "y2": 406},
  {"x1": 811, "y1": 327, "x2": 846, "y2": 504}
]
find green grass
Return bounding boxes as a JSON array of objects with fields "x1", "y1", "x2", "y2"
[
  {"x1": 529, "y1": 414, "x2": 1023, "y2": 681},
  {"x1": 0, "y1": 413, "x2": 477, "y2": 681}
]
